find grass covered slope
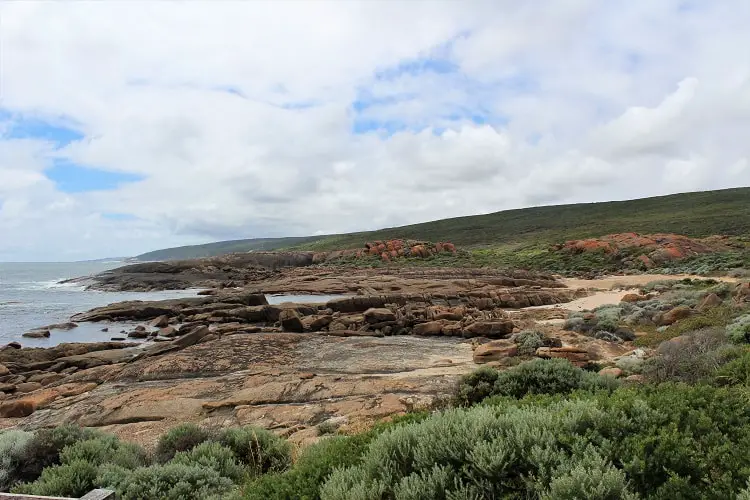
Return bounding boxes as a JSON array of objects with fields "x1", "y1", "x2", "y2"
[
  {"x1": 135, "y1": 236, "x2": 324, "y2": 261},
  {"x1": 134, "y1": 188, "x2": 750, "y2": 261},
  {"x1": 295, "y1": 187, "x2": 750, "y2": 252}
]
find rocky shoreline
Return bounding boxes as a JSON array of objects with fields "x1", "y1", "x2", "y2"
[{"x1": 0, "y1": 256, "x2": 648, "y2": 447}]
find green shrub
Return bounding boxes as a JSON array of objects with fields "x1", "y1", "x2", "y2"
[
  {"x1": 0, "y1": 430, "x2": 33, "y2": 491},
  {"x1": 244, "y1": 434, "x2": 372, "y2": 500},
  {"x1": 727, "y1": 314, "x2": 750, "y2": 343},
  {"x1": 642, "y1": 328, "x2": 731, "y2": 383},
  {"x1": 320, "y1": 384, "x2": 750, "y2": 499},
  {"x1": 541, "y1": 452, "x2": 638, "y2": 500},
  {"x1": 453, "y1": 365, "x2": 501, "y2": 406},
  {"x1": 171, "y1": 442, "x2": 245, "y2": 483},
  {"x1": 714, "y1": 350, "x2": 750, "y2": 386},
  {"x1": 60, "y1": 435, "x2": 148, "y2": 470},
  {"x1": 515, "y1": 330, "x2": 546, "y2": 356},
  {"x1": 218, "y1": 426, "x2": 291, "y2": 477},
  {"x1": 155, "y1": 423, "x2": 212, "y2": 463},
  {"x1": 493, "y1": 358, "x2": 619, "y2": 400},
  {"x1": 13, "y1": 459, "x2": 99, "y2": 498},
  {"x1": 13, "y1": 424, "x2": 101, "y2": 485},
  {"x1": 98, "y1": 462, "x2": 234, "y2": 500}
]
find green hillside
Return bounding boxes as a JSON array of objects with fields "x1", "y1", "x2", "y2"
[
  {"x1": 135, "y1": 236, "x2": 323, "y2": 261},
  {"x1": 293, "y1": 188, "x2": 750, "y2": 251},
  {"x1": 136, "y1": 188, "x2": 750, "y2": 261}
]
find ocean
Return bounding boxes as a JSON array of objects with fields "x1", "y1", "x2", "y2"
[
  {"x1": 0, "y1": 261, "x2": 346, "y2": 348},
  {"x1": 0, "y1": 261, "x2": 201, "y2": 347}
]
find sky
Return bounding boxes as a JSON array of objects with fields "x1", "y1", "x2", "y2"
[{"x1": 0, "y1": 1, "x2": 749, "y2": 261}]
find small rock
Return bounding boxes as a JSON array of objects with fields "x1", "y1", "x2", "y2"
[
  {"x1": 0, "y1": 364, "x2": 9, "y2": 376},
  {"x1": 22, "y1": 330, "x2": 50, "y2": 338},
  {"x1": 624, "y1": 374, "x2": 645, "y2": 383},
  {"x1": 299, "y1": 373, "x2": 316, "y2": 380},
  {"x1": 657, "y1": 306, "x2": 694, "y2": 326},
  {"x1": 134, "y1": 325, "x2": 147, "y2": 332},
  {"x1": 6, "y1": 342, "x2": 21, "y2": 349},
  {"x1": 473, "y1": 340, "x2": 518, "y2": 364},
  {"x1": 45, "y1": 322, "x2": 78, "y2": 331},
  {"x1": 279, "y1": 309, "x2": 304, "y2": 333},
  {"x1": 621, "y1": 293, "x2": 647, "y2": 303},
  {"x1": 698, "y1": 293, "x2": 722, "y2": 312},
  {"x1": 15, "y1": 382, "x2": 43, "y2": 394},
  {"x1": 159, "y1": 326, "x2": 178, "y2": 337},
  {"x1": 363, "y1": 308, "x2": 397, "y2": 323},
  {"x1": 598, "y1": 367, "x2": 623, "y2": 378},
  {"x1": 101, "y1": 328, "x2": 109, "y2": 332},
  {"x1": 150, "y1": 315, "x2": 170, "y2": 328},
  {"x1": 463, "y1": 321, "x2": 514, "y2": 339},
  {"x1": 0, "y1": 383, "x2": 17, "y2": 392},
  {"x1": 110, "y1": 337, "x2": 126, "y2": 341},
  {"x1": 412, "y1": 321, "x2": 444, "y2": 336},
  {"x1": 127, "y1": 330, "x2": 149, "y2": 339}
]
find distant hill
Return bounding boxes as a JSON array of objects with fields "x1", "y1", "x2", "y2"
[
  {"x1": 135, "y1": 188, "x2": 750, "y2": 261},
  {"x1": 135, "y1": 236, "x2": 324, "y2": 261}
]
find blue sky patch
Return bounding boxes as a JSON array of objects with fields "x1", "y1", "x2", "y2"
[
  {"x1": 101, "y1": 212, "x2": 139, "y2": 221},
  {"x1": 1, "y1": 110, "x2": 84, "y2": 149},
  {"x1": 46, "y1": 161, "x2": 144, "y2": 193}
]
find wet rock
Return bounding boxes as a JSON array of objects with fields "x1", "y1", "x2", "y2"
[
  {"x1": 159, "y1": 326, "x2": 178, "y2": 337},
  {"x1": 150, "y1": 315, "x2": 170, "y2": 328},
  {"x1": 22, "y1": 330, "x2": 50, "y2": 339},
  {"x1": 44, "y1": 322, "x2": 79, "y2": 330},
  {"x1": 279, "y1": 309, "x2": 304, "y2": 333},
  {"x1": 111, "y1": 337, "x2": 127, "y2": 341},
  {"x1": 101, "y1": 328, "x2": 109, "y2": 332},
  {"x1": 6, "y1": 342, "x2": 21, "y2": 349}
]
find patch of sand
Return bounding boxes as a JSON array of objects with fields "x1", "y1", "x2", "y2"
[{"x1": 562, "y1": 274, "x2": 738, "y2": 291}]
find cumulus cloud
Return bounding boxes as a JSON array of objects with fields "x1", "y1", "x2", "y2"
[{"x1": 0, "y1": 0, "x2": 748, "y2": 260}]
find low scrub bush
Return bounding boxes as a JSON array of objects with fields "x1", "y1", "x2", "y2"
[
  {"x1": 11, "y1": 424, "x2": 101, "y2": 486},
  {"x1": 514, "y1": 330, "x2": 547, "y2": 355},
  {"x1": 642, "y1": 328, "x2": 735, "y2": 383},
  {"x1": 455, "y1": 359, "x2": 618, "y2": 406},
  {"x1": 727, "y1": 314, "x2": 750, "y2": 343},
  {"x1": 60, "y1": 435, "x2": 148, "y2": 470},
  {"x1": 13, "y1": 459, "x2": 99, "y2": 498},
  {"x1": 171, "y1": 442, "x2": 246, "y2": 483},
  {"x1": 244, "y1": 434, "x2": 372, "y2": 500},
  {"x1": 320, "y1": 384, "x2": 750, "y2": 499},
  {"x1": 154, "y1": 423, "x2": 213, "y2": 463},
  {"x1": 714, "y1": 349, "x2": 750, "y2": 386},
  {"x1": 98, "y1": 462, "x2": 235, "y2": 500},
  {"x1": 0, "y1": 430, "x2": 33, "y2": 491},
  {"x1": 218, "y1": 426, "x2": 292, "y2": 477}
]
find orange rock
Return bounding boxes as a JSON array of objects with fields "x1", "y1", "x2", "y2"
[
  {"x1": 598, "y1": 367, "x2": 623, "y2": 378},
  {"x1": 621, "y1": 293, "x2": 647, "y2": 303}
]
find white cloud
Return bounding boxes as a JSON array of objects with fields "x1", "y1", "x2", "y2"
[{"x1": 0, "y1": 0, "x2": 749, "y2": 260}]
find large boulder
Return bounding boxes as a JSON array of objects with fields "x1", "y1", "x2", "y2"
[
  {"x1": 463, "y1": 321, "x2": 514, "y2": 339},
  {"x1": 279, "y1": 309, "x2": 304, "y2": 333}
]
